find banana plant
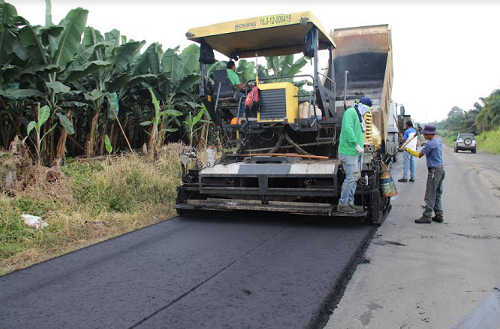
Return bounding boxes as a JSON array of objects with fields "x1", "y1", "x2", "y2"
[
  {"x1": 27, "y1": 103, "x2": 56, "y2": 165},
  {"x1": 11, "y1": 5, "x2": 89, "y2": 163},
  {"x1": 257, "y1": 55, "x2": 308, "y2": 83},
  {"x1": 154, "y1": 44, "x2": 201, "y2": 145},
  {"x1": 184, "y1": 105, "x2": 211, "y2": 148},
  {"x1": 74, "y1": 26, "x2": 145, "y2": 156},
  {"x1": 140, "y1": 87, "x2": 182, "y2": 159}
]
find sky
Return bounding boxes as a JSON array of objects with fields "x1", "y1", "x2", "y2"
[{"x1": 8, "y1": 0, "x2": 500, "y2": 123}]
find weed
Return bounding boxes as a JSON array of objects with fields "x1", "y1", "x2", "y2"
[
  {"x1": 0, "y1": 149, "x2": 182, "y2": 275},
  {"x1": 476, "y1": 127, "x2": 500, "y2": 155}
]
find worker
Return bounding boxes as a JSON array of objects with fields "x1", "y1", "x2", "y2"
[
  {"x1": 398, "y1": 120, "x2": 417, "y2": 182},
  {"x1": 227, "y1": 61, "x2": 245, "y2": 90},
  {"x1": 337, "y1": 97, "x2": 372, "y2": 214},
  {"x1": 404, "y1": 124, "x2": 445, "y2": 224},
  {"x1": 226, "y1": 61, "x2": 246, "y2": 116}
]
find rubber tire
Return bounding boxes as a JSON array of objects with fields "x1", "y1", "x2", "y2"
[
  {"x1": 472, "y1": 149, "x2": 476, "y2": 154},
  {"x1": 454, "y1": 146, "x2": 458, "y2": 153}
]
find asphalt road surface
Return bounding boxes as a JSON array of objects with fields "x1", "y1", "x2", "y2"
[
  {"x1": 0, "y1": 213, "x2": 374, "y2": 329},
  {"x1": 326, "y1": 146, "x2": 500, "y2": 328},
  {"x1": 3, "y1": 146, "x2": 498, "y2": 329}
]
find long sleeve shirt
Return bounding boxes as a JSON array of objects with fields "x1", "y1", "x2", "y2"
[{"x1": 338, "y1": 107, "x2": 364, "y2": 156}]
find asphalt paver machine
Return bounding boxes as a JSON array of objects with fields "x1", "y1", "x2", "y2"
[{"x1": 175, "y1": 12, "x2": 394, "y2": 224}]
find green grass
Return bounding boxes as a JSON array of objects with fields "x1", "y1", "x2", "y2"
[
  {"x1": 0, "y1": 146, "x2": 182, "y2": 275},
  {"x1": 476, "y1": 127, "x2": 500, "y2": 155}
]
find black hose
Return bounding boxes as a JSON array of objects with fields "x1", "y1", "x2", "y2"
[{"x1": 268, "y1": 133, "x2": 284, "y2": 153}]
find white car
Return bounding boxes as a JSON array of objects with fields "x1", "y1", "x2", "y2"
[{"x1": 454, "y1": 133, "x2": 477, "y2": 153}]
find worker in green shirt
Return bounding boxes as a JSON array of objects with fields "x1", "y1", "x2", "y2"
[
  {"x1": 227, "y1": 61, "x2": 245, "y2": 90},
  {"x1": 227, "y1": 61, "x2": 246, "y2": 116},
  {"x1": 337, "y1": 97, "x2": 372, "y2": 214}
]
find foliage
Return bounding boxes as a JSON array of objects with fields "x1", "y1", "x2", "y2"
[
  {"x1": 141, "y1": 87, "x2": 182, "y2": 159},
  {"x1": 0, "y1": 1, "x2": 205, "y2": 164},
  {"x1": 1, "y1": 149, "x2": 182, "y2": 274},
  {"x1": 475, "y1": 89, "x2": 500, "y2": 133},
  {"x1": 27, "y1": 103, "x2": 56, "y2": 164},
  {"x1": 475, "y1": 127, "x2": 500, "y2": 155},
  {"x1": 435, "y1": 88, "x2": 500, "y2": 155},
  {"x1": 184, "y1": 105, "x2": 210, "y2": 147},
  {"x1": 104, "y1": 135, "x2": 112, "y2": 154},
  {"x1": 256, "y1": 55, "x2": 309, "y2": 87},
  {"x1": 436, "y1": 89, "x2": 500, "y2": 138},
  {"x1": 441, "y1": 105, "x2": 479, "y2": 134}
]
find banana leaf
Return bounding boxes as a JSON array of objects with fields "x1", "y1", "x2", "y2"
[
  {"x1": 0, "y1": 88, "x2": 44, "y2": 99},
  {"x1": 132, "y1": 42, "x2": 162, "y2": 76},
  {"x1": 56, "y1": 112, "x2": 75, "y2": 135},
  {"x1": 46, "y1": 81, "x2": 70, "y2": 93},
  {"x1": 18, "y1": 23, "x2": 47, "y2": 64},
  {"x1": 178, "y1": 44, "x2": 199, "y2": 82},
  {"x1": 110, "y1": 41, "x2": 145, "y2": 75},
  {"x1": 106, "y1": 73, "x2": 131, "y2": 93},
  {"x1": 62, "y1": 60, "x2": 110, "y2": 82},
  {"x1": 52, "y1": 7, "x2": 88, "y2": 68},
  {"x1": 161, "y1": 47, "x2": 180, "y2": 84}
]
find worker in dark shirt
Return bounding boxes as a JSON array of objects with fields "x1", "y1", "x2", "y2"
[{"x1": 404, "y1": 124, "x2": 445, "y2": 224}]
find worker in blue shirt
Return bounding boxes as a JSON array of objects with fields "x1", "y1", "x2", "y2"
[
  {"x1": 398, "y1": 121, "x2": 417, "y2": 182},
  {"x1": 404, "y1": 124, "x2": 445, "y2": 223}
]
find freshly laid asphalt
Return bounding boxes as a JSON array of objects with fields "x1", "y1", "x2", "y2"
[{"x1": 0, "y1": 212, "x2": 375, "y2": 329}]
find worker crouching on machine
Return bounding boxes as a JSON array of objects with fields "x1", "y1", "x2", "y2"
[{"x1": 337, "y1": 97, "x2": 373, "y2": 214}]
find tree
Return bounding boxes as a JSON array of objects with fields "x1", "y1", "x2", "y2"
[{"x1": 476, "y1": 89, "x2": 500, "y2": 133}]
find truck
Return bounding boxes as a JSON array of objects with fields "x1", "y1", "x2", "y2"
[{"x1": 174, "y1": 12, "x2": 395, "y2": 224}]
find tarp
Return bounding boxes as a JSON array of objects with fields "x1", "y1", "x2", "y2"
[{"x1": 186, "y1": 11, "x2": 335, "y2": 58}]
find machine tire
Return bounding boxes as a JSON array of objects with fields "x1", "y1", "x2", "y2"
[
  {"x1": 464, "y1": 138, "x2": 472, "y2": 146},
  {"x1": 454, "y1": 146, "x2": 458, "y2": 153},
  {"x1": 472, "y1": 148, "x2": 476, "y2": 154}
]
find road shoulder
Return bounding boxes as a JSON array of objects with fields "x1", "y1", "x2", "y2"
[{"x1": 325, "y1": 146, "x2": 500, "y2": 328}]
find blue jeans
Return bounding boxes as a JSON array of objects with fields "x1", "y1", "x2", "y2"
[
  {"x1": 339, "y1": 154, "x2": 361, "y2": 206},
  {"x1": 237, "y1": 92, "x2": 246, "y2": 117},
  {"x1": 403, "y1": 151, "x2": 416, "y2": 179}
]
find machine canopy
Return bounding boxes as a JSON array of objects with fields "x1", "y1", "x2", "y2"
[{"x1": 186, "y1": 11, "x2": 335, "y2": 59}]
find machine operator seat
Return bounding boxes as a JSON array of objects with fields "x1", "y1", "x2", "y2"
[
  {"x1": 212, "y1": 69, "x2": 245, "y2": 120},
  {"x1": 213, "y1": 69, "x2": 238, "y2": 99}
]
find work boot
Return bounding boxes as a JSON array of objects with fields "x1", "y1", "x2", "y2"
[
  {"x1": 349, "y1": 205, "x2": 364, "y2": 211},
  {"x1": 415, "y1": 216, "x2": 432, "y2": 224},
  {"x1": 337, "y1": 205, "x2": 356, "y2": 214},
  {"x1": 398, "y1": 178, "x2": 408, "y2": 182},
  {"x1": 432, "y1": 215, "x2": 444, "y2": 223},
  {"x1": 409, "y1": 178, "x2": 415, "y2": 182}
]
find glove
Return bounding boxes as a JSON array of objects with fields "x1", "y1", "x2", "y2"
[
  {"x1": 405, "y1": 147, "x2": 420, "y2": 157},
  {"x1": 355, "y1": 144, "x2": 364, "y2": 155}
]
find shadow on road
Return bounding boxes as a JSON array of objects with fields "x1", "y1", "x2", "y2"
[{"x1": 177, "y1": 209, "x2": 371, "y2": 229}]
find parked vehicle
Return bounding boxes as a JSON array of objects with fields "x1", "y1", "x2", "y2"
[{"x1": 454, "y1": 133, "x2": 477, "y2": 153}]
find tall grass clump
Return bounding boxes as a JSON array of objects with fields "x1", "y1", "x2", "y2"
[
  {"x1": 476, "y1": 127, "x2": 500, "y2": 155},
  {"x1": 0, "y1": 145, "x2": 183, "y2": 275}
]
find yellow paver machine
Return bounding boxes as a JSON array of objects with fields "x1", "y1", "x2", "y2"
[{"x1": 175, "y1": 12, "x2": 394, "y2": 224}]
